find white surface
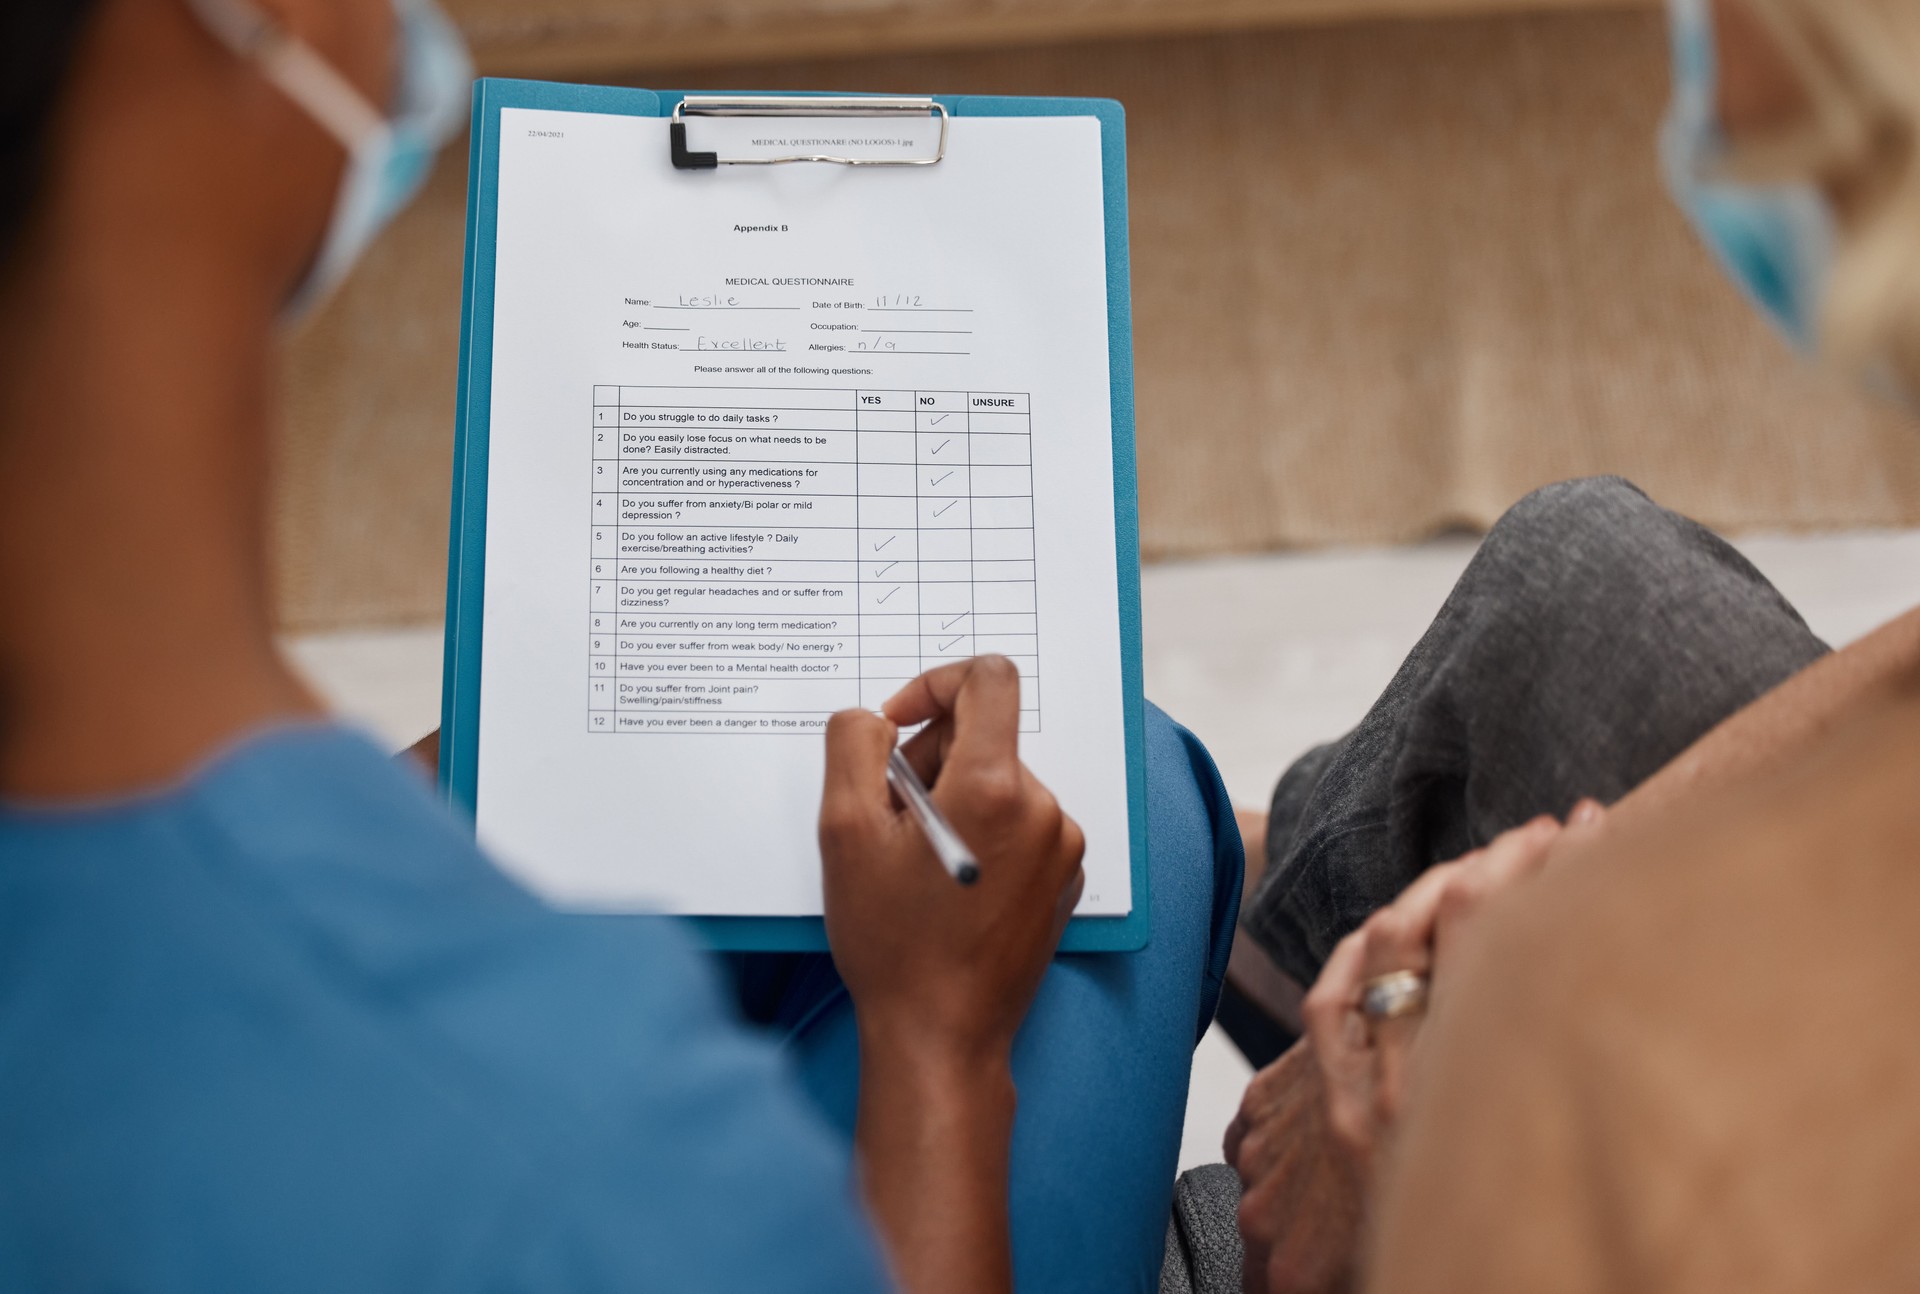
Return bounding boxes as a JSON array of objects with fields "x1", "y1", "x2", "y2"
[
  {"x1": 476, "y1": 110, "x2": 1131, "y2": 917},
  {"x1": 284, "y1": 527, "x2": 1920, "y2": 1175}
]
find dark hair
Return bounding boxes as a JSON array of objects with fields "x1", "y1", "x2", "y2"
[{"x1": 2, "y1": 0, "x2": 101, "y2": 268}]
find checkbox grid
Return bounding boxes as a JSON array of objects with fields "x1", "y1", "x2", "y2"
[{"x1": 591, "y1": 386, "x2": 1039, "y2": 734}]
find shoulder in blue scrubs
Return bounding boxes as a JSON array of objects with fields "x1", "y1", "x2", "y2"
[{"x1": 0, "y1": 726, "x2": 891, "y2": 1292}]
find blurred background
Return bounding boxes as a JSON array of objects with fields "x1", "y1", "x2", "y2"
[
  {"x1": 277, "y1": 0, "x2": 1920, "y2": 1168},
  {"x1": 276, "y1": 0, "x2": 1920, "y2": 630}
]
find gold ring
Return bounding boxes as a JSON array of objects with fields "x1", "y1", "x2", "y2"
[{"x1": 1360, "y1": 970, "x2": 1430, "y2": 1021}]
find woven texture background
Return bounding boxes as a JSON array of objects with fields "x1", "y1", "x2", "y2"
[
  {"x1": 442, "y1": 0, "x2": 1656, "y2": 75},
  {"x1": 271, "y1": 7, "x2": 1920, "y2": 630}
]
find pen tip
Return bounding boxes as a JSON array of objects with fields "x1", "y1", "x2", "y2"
[{"x1": 956, "y1": 863, "x2": 980, "y2": 887}]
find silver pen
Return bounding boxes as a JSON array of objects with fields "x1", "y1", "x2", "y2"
[{"x1": 887, "y1": 747, "x2": 980, "y2": 886}]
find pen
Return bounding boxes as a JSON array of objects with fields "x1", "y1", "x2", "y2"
[{"x1": 887, "y1": 747, "x2": 981, "y2": 886}]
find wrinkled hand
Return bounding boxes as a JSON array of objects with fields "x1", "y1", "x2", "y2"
[
  {"x1": 1303, "y1": 802, "x2": 1607, "y2": 1159},
  {"x1": 1225, "y1": 1041, "x2": 1367, "y2": 1294},
  {"x1": 820, "y1": 656, "x2": 1086, "y2": 1068}
]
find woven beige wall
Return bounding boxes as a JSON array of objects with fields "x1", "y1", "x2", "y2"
[
  {"x1": 272, "y1": 7, "x2": 1920, "y2": 630},
  {"x1": 443, "y1": 0, "x2": 1657, "y2": 74}
]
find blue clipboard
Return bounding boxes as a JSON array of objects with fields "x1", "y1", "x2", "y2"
[{"x1": 441, "y1": 78, "x2": 1149, "y2": 953}]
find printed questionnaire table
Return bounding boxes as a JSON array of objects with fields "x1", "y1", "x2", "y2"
[{"x1": 589, "y1": 386, "x2": 1040, "y2": 734}]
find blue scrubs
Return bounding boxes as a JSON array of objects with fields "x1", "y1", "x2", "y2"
[{"x1": 0, "y1": 705, "x2": 1240, "y2": 1291}]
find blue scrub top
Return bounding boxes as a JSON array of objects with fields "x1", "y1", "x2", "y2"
[{"x1": 0, "y1": 725, "x2": 891, "y2": 1292}]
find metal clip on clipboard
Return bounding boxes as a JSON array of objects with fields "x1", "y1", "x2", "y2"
[{"x1": 668, "y1": 95, "x2": 949, "y2": 170}]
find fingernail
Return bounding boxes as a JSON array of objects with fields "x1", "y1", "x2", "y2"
[{"x1": 1571, "y1": 799, "x2": 1605, "y2": 827}]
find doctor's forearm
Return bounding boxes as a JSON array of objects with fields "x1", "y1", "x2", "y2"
[{"x1": 854, "y1": 1029, "x2": 1017, "y2": 1294}]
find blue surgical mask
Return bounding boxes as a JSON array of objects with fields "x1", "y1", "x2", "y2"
[
  {"x1": 186, "y1": 0, "x2": 473, "y2": 318},
  {"x1": 1661, "y1": 0, "x2": 1835, "y2": 350}
]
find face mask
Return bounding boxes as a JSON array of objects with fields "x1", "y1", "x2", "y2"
[
  {"x1": 186, "y1": 0, "x2": 473, "y2": 318},
  {"x1": 1661, "y1": 0, "x2": 1836, "y2": 350}
]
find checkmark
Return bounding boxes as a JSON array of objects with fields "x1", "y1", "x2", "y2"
[
  {"x1": 873, "y1": 536, "x2": 896, "y2": 552},
  {"x1": 933, "y1": 500, "x2": 958, "y2": 517},
  {"x1": 930, "y1": 413, "x2": 950, "y2": 426},
  {"x1": 873, "y1": 561, "x2": 899, "y2": 578},
  {"x1": 877, "y1": 586, "x2": 901, "y2": 605},
  {"x1": 930, "y1": 439, "x2": 952, "y2": 456},
  {"x1": 929, "y1": 471, "x2": 954, "y2": 488},
  {"x1": 938, "y1": 636, "x2": 963, "y2": 652},
  {"x1": 941, "y1": 614, "x2": 967, "y2": 630}
]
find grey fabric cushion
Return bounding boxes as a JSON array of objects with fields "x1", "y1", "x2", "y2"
[{"x1": 1160, "y1": 1164, "x2": 1244, "y2": 1294}]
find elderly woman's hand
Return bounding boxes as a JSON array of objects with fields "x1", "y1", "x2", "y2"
[
  {"x1": 1303, "y1": 802, "x2": 1606, "y2": 1159},
  {"x1": 1226, "y1": 1040, "x2": 1368, "y2": 1294},
  {"x1": 1227, "y1": 801, "x2": 1608, "y2": 1292}
]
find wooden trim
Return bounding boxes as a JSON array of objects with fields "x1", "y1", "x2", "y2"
[{"x1": 459, "y1": 0, "x2": 1658, "y2": 78}]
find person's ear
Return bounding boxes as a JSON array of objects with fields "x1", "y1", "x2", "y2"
[
  {"x1": 62, "y1": 0, "x2": 398, "y2": 314},
  {"x1": 250, "y1": 0, "x2": 397, "y2": 116},
  {"x1": 1711, "y1": 0, "x2": 1812, "y2": 136},
  {"x1": 166, "y1": 0, "x2": 399, "y2": 306}
]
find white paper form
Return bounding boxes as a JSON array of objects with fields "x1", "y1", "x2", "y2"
[{"x1": 476, "y1": 106, "x2": 1131, "y2": 918}]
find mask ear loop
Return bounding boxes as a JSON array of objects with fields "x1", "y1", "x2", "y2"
[{"x1": 180, "y1": 0, "x2": 387, "y2": 152}]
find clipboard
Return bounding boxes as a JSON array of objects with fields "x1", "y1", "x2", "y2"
[{"x1": 440, "y1": 79, "x2": 1148, "y2": 953}]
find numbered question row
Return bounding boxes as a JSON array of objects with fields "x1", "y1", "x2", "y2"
[
  {"x1": 588, "y1": 710, "x2": 1042, "y2": 735},
  {"x1": 598, "y1": 525, "x2": 1036, "y2": 562},
  {"x1": 589, "y1": 612, "x2": 1040, "y2": 638},
  {"x1": 592, "y1": 462, "x2": 1034, "y2": 497},
  {"x1": 590, "y1": 560, "x2": 1038, "y2": 584},
  {"x1": 591, "y1": 581, "x2": 1039, "y2": 615},
  {"x1": 596, "y1": 429, "x2": 1034, "y2": 465},
  {"x1": 591, "y1": 632, "x2": 1039, "y2": 658},
  {"x1": 593, "y1": 408, "x2": 1031, "y2": 436},
  {"x1": 595, "y1": 494, "x2": 1036, "y2": 529},
  {"x1": 589, "y1": 674, "x2": 1040, "y2": 712}
]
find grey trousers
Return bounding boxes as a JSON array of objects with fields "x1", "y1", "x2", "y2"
[{"x1": 1242, "y1": 477, "x2": 1832, "y2": 987}]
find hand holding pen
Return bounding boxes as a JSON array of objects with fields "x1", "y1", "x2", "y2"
[
  {"x1": 817, "y1": 654, "x2": 1087, "y2": 1060},
  {"x1": 818, "y1": 660, "x2": 1085, "y2": 1294},
  {"x1": 888, "y1": 747, "x2": 980, "y2": 886}
]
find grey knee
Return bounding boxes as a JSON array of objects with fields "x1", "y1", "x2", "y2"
[
  {"x1": 1481, "y1": 476, "x2": 1664, "y2": 568},
  {"x1": 1441, "y1": 475, "x2": 1741, "y2": 674},
  {"x1": 1456, "y1": 474, "x2": 1816, "y2": 681}
]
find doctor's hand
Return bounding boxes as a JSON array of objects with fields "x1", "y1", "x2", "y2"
[
  {"x1": 821, "y1": 656, "x2": 1083, "y2": 1294},
  {"x1": 820, "y1": 655, "x2": 1085, "y2": 1067}
]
